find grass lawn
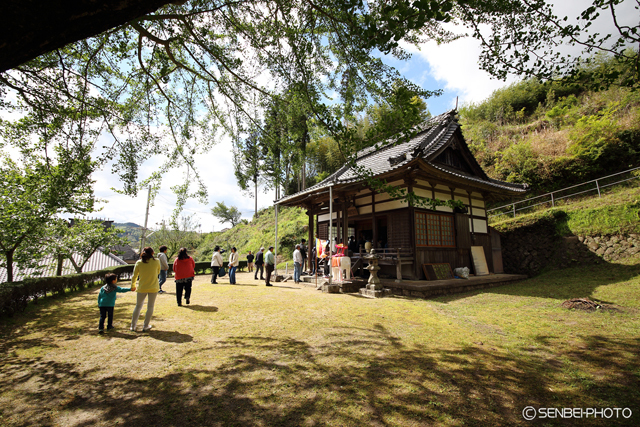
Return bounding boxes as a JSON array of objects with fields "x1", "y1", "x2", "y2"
[{"x1": 1, "y1": 262, "x2": 639, "y2": 426}]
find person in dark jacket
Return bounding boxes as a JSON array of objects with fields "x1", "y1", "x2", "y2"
[
  {"x1": 300, "y1": 239, "x2": 308, "y2": 273},
  {"x1": 246, "y1": 250, "x2": 255, "y2": 272},
  {"x1": 254, "y1": 247, "x2": 265, "y2": 280}
]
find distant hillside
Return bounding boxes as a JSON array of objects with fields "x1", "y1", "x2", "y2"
[
  {"x1": 460, "y1": 58, "x2": 640, "y2": 198},
  {"x1": 114, "y1": 222, "x2": 144, "y2": 246},
  {"x1": 113, "y1": 222, "x2": 142, "y2": 228}
]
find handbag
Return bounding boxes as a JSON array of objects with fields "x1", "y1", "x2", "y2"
[{"x1": 219, "y1": 266, "x2": 227, "y2": 277}]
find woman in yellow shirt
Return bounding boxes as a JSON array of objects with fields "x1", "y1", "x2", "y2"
[{"x1": 130, "y1": 246, "x2": 161, "y2": 332}]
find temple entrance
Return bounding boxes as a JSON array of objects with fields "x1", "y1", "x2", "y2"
[{"x1": 376, "y1": 217, "x2": 388, "y2": 248}]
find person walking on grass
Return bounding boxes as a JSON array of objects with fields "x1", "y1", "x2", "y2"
[
  {"x1": 173, "y1": 247, "x2": 195, "y2": 306},
  {"x1": 98, "y1": 273, "x2": 131, "y2": 333},
  {"x1": 246, "y1": 250, "x2": 254, "y2": 273},
  {"x1": 293, "y1": 244, "x2": 302, "y2": 284},
  {"x1": 157, "y1": 245, "x2": 169, "y2": 294},
  {"x1": 210, "y1": 245, "x2": 223, "y2": 284},
  {"x1": 228, "y1": 247, "x2": 239, "y2": 284},
  {"x1": 264, "y1": 245, "x2": 275, "y2": 286},
  {"x1": 254, "y1": 247, "x2": 265, "y2": 280},
  {"x1": 130, "y1": 246, "x2": 161, "y2": 332}
]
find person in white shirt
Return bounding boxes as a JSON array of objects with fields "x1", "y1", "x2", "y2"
[
  {"x1": 210, "y1": 246, "x2": 224, "y2": 284},
  {"x1": 157, "y1": 245, "x2": 170, "y2": 294},
  {"x1": 293, "y1": 244, "x2": 303, "y2": 283},
  {"x1": 228, "y1": 247, "x2": 239, "y2": 284}
]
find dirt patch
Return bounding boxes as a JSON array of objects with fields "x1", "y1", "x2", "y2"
[{"x1": 561, "y1": 297, "x2": 620, "y2": 312}]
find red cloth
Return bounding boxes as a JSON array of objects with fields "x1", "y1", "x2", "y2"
[{"x1": 173, "y1": 256, "x2": 195, "y2": 280}]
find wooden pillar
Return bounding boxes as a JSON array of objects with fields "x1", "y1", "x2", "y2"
[
  {"x1": 336, "y1": 201, "x2": 341, "y2": 246},
  {"x1": 405, "y1": 177, "x2": 418, "y2": 280},
  {"x1": 372, "y1": 189, "x2": 377, "y2": 248},
  {"x1": 307, "y1": 206, "x2": 314, "y2": 272},
  {"x1": 342, "y1": 201, "x2": 348, "y2": 248}
]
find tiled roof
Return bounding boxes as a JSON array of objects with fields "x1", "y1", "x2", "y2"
[
  {"x1": 277, "y1": 110, "x2": 528, "y2": 205},
  {"x1": 0, "y1": 248, "x2": 127, "y2": 283},
  {"x1": 112, "y1": 244, "x2": 138, "y2": 260}
]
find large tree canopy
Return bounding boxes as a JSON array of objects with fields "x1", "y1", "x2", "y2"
[
  {"x1": 1, "y1": 0, "x2": 637, "y2": 213},
  {"x1": 0, "y1": 0, "x2": 451, "y2": 207},
  {"x1": 0, "y1": 0, "x2": 183, "y2": 73}
]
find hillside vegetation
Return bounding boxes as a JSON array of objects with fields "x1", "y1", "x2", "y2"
[
  {"x1": 492, "y1": 182, "x2": 640, "y2": 237},
  {"x1": 195, "y1": 206, "x2": 308, "y2": 263},
  {"x1": 460, "y1": 58, "x2": 640, "y2": 195}
]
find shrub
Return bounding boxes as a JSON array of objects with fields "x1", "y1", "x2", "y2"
[{"x1": 0, "y1": 264, "x2": 134, "y2": 317}]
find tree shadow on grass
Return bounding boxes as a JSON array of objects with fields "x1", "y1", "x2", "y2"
[
  {"x1": 145, "y1": 330, "x2": 193, "y2": 343},
  {"x1": 183, "y1": 305, "x2": 218, "y2": 312},
  {"x1": 1, "y1": 323, "x2": 638, "y2": 427},
  {"x1": 270, "y1": 285, "x2": 302, "y2": 290}
]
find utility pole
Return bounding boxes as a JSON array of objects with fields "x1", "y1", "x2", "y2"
[{"x1": 139, "y1": 185, "x2": 152, "y2": 254}]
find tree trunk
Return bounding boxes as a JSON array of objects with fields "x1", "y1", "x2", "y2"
[
  {"x1": 254, "y1": 180, "x2": 258, "y2": 217},
  {"x1": 5, "y1": 249, "x2": 14, "y2": 283},
  {"x1": 302, "y1": 162, "x2": 306, "y2": 190},
  {"x1": 56, "y1": 254, "x2": 64, "y2": 276},
  {"x1": 68, "y1": 255, "x2": 83, "y2": 273}
]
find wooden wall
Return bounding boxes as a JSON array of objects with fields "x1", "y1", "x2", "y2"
[
  {"x1": 388, "y1": 208, "x2": 411, "y2": 249},
  {"x1": 318, "y1": 222, "x2": 328, "y2": 240}
]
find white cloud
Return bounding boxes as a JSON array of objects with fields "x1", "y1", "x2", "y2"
[
  {"x1": 402, "y1": 34, "x2": 518, "y2": 108},
  {"x1": 92, "y1": 133, "x2": 277, "y2": 233},
  {"x1": 404, "y1": 0, "x2": 638, "y2": 109}
]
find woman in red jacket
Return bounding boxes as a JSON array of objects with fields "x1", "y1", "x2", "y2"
[{"x1": 173, "y1": 247, "x2": 196, "y2": 306}]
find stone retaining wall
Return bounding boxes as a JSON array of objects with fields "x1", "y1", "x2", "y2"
[{"x1": 500, "y1": 217, "x2": 640, "y2": 276}]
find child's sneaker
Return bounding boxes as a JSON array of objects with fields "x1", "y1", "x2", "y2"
[
  {"x1": 107, "y1": 326, "x2": 114, "y2": 331},
  {"x1": 142, "y1": 325, "x2": 153, "y2": 332},
  {"x1": 99, "y1": 329, "x2": 104, "y2": 334}
]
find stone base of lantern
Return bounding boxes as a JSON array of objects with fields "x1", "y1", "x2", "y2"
[
  {"x1": 322, "y1": 283, "x2": 341, "y2": 293},
  {"x1": 359, "y1": 287, "x2": 392, "y2": 298}
]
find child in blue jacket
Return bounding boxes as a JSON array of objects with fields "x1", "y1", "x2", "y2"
[{"x1": 98, "y1": 273, "x2": 131, "y2": 333}]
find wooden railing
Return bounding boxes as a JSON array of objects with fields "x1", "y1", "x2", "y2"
[{"x1": 352, "y1": 247, "x2": 414, "y2": 281}]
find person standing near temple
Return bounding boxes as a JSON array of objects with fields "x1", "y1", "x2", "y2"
[
  {"x1": 246, "y1": 250, "x2": 254, "y2": 273},
  {"x1": 254, "y1": 247, "x2": 265, "y2": 280},
  {"x1": 264, "y1": 246, "x2": 275, "y2": 286},
  {"x1": 293, "y1": 244, "x2": 302, "y2": 284},
  {"x1": 299, "y1": 239, "x2": 308, "y2": 273},
  {"x1": 348, "y1": 236, "x2": 357, "y2": 254},
  {"x1": 210, "y1": 245, "x2": 224, "y2": 284},
  {"x1": 228, "y1": 246, "x2": 239, "y2": 285}
]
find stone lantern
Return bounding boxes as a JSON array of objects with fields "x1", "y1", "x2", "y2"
[{"x1": 359, "y1": 249, "x2": 391, "y2": 298}]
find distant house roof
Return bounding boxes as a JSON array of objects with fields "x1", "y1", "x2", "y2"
[
  {"x1": 277, "y1": 110, "x2": 528, "y2": 206},
  {"x1": 0, "y1": 248, "x2": 127, "y2": 283},
  {"x1": 112, "y1": 244, "x2": 138, "y2": 261}
]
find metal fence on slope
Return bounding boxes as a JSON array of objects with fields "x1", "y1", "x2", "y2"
[{"x1": 487, "y1": 166, "x2": 640, "y2": 223}]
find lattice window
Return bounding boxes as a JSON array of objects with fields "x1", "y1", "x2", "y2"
[{"x1": 415, "y1": 212, "x2": 455, "y2": 247}]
